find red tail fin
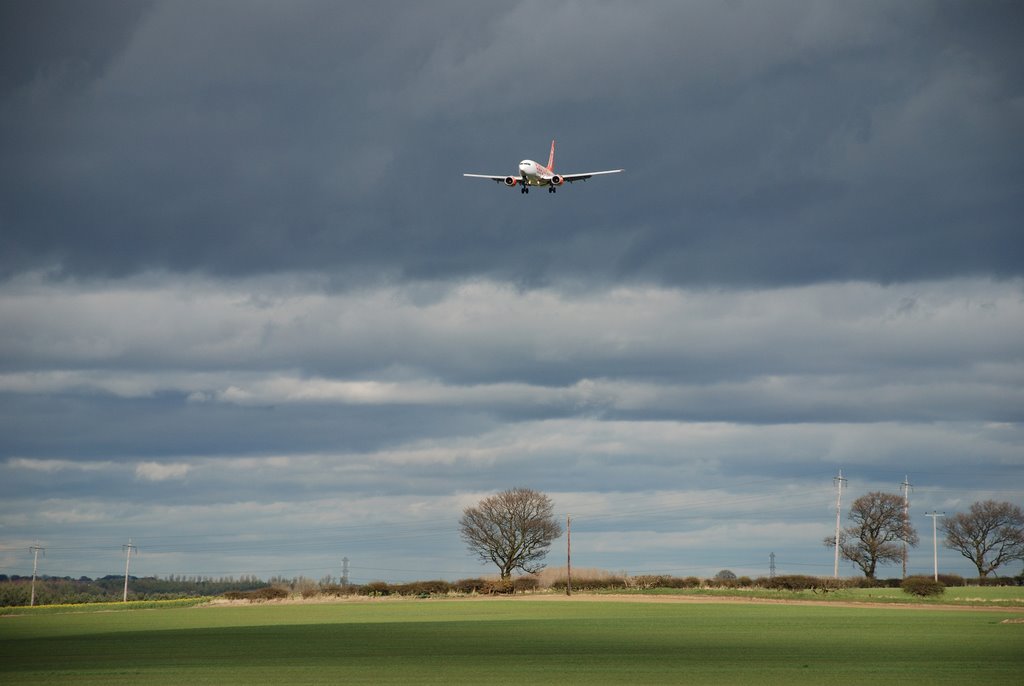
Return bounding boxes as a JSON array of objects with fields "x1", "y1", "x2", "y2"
[{"x1": 547, "y1": 139, "x2": 555, "y2": 171}]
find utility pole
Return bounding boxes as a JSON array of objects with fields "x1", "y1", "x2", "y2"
[
  {"x1": 29, "y1": 545, "x2": 45, "y2": 607},
  {"x1": 833, "y1": 469, "x2": 847, "y2": 579},
  {"x1": 926, "y1": 512, "x2": 945, "y2": 582},
  {"x1": 769, "y1": 552, "x2": 776, "y2": 579},
  {"x1": 900, "y1": 475, "x2": 913, "y2": 579},
  {"x1": 341, "y1": 557, "x2": 349, "y2": 588},
  {"x1": 122, "y1": 538, "x2": 137, "y2": 602},
  {"x1": 566, "y1": 514, "x2": 572, "y2": 597}
]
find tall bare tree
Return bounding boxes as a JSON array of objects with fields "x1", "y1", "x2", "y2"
[
  {"x1": 824, "y1": 491, "x2": 918, "y2": 579},
  {"x1": 460, "y1": 488, "x2": 562, "y2": 580},
  {"x1": 942, "y1": 500, "x2": 1024, "y2": 578}
]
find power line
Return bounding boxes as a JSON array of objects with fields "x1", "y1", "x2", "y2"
[
  {"x1": 29, "y1": 545, "x2": 45, "y2": 606},
  {"x1": 832, "y1": 468, "x2": 847, "y2": 579},
  {"x1": 566, "y1": 514, "x2": 572, "y2": 597},
  {"x1": 925, "y1": 511, "x2": 945, "y2": 582},
  {"x1": 900, "y1": 475, "x2": 913, "y2": 579},
  {"x1": 122, "y1": 538, "x2": 137, "y2": 602}
]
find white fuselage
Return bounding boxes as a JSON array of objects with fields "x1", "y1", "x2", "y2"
[{"x1": 518, "y1": 160, "x2": 553, "y2": 186}]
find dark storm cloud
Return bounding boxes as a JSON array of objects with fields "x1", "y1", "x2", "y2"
[
  {"x1": 0, "y1": 0, "x2": 154, "y2": 93},
  {"x1": 2, "y1": 3, "x2": 1022, "y2": 582},
  {"x1": 2, "y1": 1, "x2": 1021, "y2": 285}
]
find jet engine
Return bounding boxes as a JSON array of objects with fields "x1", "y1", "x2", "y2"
[
  {"x1": 504, "y1": 176, "x2": 518, "y2": 187},
  {"x1": 549, "y1": 175, "x2": 564, "y2": 186}
]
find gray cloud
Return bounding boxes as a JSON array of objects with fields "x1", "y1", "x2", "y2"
[
  {"x1": 1, "y1": 1, "x2": 1021, "y2": 285},
  {"x1": 1, "y1": 2, "x2": 1022, "y2": 582},
  {"x1": 1, "y1": 277, "x2": 1020, "y2": 488}
]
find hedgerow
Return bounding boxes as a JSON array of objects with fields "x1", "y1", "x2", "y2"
[
  {"x1": 901, "y1": 577, "x2": 945, "y2": 597},
  {"x1": 222, "y1": 587, "x2": 290, "y2": 602},
  {"x1": 550, "y1": 576, "x2": 628, "y2": 591}
]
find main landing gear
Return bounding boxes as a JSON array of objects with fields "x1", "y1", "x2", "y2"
[
  {"x1": 520, "y1": 185, "x2": 529, "y2": 194},
  {"x1": 548, "y1": 186, "x2": 556, "y2": 193}
]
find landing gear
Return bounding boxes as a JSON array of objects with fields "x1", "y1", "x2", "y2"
[
  {"x1": 521, "y1": 185, "x2": 529, "y2": 194},
  {"x1": 548, "y1": 186, "x2": 556, "y2": 193}
]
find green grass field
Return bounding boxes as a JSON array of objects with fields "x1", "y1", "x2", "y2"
[
  {"x1": 616, "y1": 584, "x2": 1024, "y2": 607},
  {"x1": 2, "y1": 598, "x2": 1021, "y2": 685}
]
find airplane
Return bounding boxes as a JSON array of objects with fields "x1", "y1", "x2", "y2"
[{"x1": 463, "y1": 140, "x2": 623, "y2": 194}]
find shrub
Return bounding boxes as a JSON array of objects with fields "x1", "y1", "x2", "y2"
[
  {"x1": 756, "y1": 575, "x2": 851, "y2": 592},
  {"x1": 901, "y1": 576, "x2": 945, "y2": 597},
  {"x1": 760, "y1": 575, "x2": 822, "y2": 591},
  {"x1": 628, "y1": 575, "x2": 666, "y2": 589},
  {"x1": 319, "y1": 584, "x2": 349, "y2": 596},
  {"x1": 292, "y1": 577, "x2": 318, "y2": 597},
  {"x1": 252, "y1": 586, "x2": 290, "y2": 601},
  {"x1": 970, "y1": 576, "x2": 1013, "y2": 587},
  {"x1": 222, "y1": 586, "x2": 290, "y2": 602},
  {"x1": 853, "y1": 577, "x2": 903, "y2": 588},
  {"x1": 550, "y1": 576, "x2": 627, "y2": 591},
  {"x1": 936, "y1": 574, "x2": 965, "y2": 587},
  {"x1": 360, "y1": 581, "x2": 392, "y2": 596},
  {"x1": 451, "y1": 578, "x2": 488, "y2": 594},
  {"x1": 483, "y1": 579, "x2": 515, "y2": 595},
  {"x1": 628, "y1": 575, "x2": 702, "y2": 589},
  {"x1": 420, "y1": 580, "x2": 453, "y2": 595},
  {"x1": 393, "y1": 580, "x2": 451, "y2": 596},
  {"x1": 512, "y1": 577, "x2": 539, "y2": 592}
]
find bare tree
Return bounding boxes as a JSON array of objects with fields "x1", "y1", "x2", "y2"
[
  {"x1": 824, "y1": 491, "x2": 918, "y2": 579},
  {"x1": 460, "y1": 488, "x2": 562, "y2": 580},
  {"x1": 942, "y1": 500, "x2": 1024, "y2": 578}
]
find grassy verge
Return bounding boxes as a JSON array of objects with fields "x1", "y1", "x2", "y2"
[
  {"x1": 0, "y1": 597, "x2": 211, "y2": 616},
  {"x1": 593, "y1": 585, "x2": 1024, "y2": 607}
]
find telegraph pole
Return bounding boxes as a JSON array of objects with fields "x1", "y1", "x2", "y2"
[
  {"x1": 122, "y1": 538, "x2": 137, "y2": 602},
  {"x1": 341, "y1": 557, "x2": 350, "y2": 589},
  {"x1": 926, "y1": 512, "x2": 945, "y2": 582},
  {"x1": 566, "y1": 514, "x2": 572, "y2": 597},
  {"x1": 833, "y1": 469, "x2": 847, "y2": 579},
  {"x1": 29, "y1": 545, "x2": 45, "y2": 607},
  {"x1": 769, "y1": 552, "x2": 776, "y2": 579},
  {"x1": 900, "y1": 476, "x2": 913, "y2": 579}
]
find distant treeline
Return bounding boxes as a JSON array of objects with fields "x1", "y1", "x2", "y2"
[
  {"x1": 0, "y1": 574, "x2": 266, "y2": 607},
  {"x1": 4, "y1": 570, "x2": 1021, "y2": 606},
  {"x1": 574, "y1": 573, "x2": 1022, "y2": 590},
  {"x1": 224, "y1": 572, "x2": 1024, "y2": 602},
  {"x1": 522, "y1": 573, "x2": 1013, "y2": 592}
]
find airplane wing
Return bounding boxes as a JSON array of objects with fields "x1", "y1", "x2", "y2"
[
  {"x1": 560, "y1": 169, "x2": 624, "y2": 183},
  {"x1": 463, "y1": 174, "x2": 511, "y2": 183}
]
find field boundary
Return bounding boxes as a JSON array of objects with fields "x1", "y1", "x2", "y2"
[{"x1": 199, "y1": 591, "x2": 1024, "y2": 614}]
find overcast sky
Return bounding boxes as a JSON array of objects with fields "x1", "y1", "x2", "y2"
[{"x1": 1, "y1": 1, "x2": 1022, "y2": 584}]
